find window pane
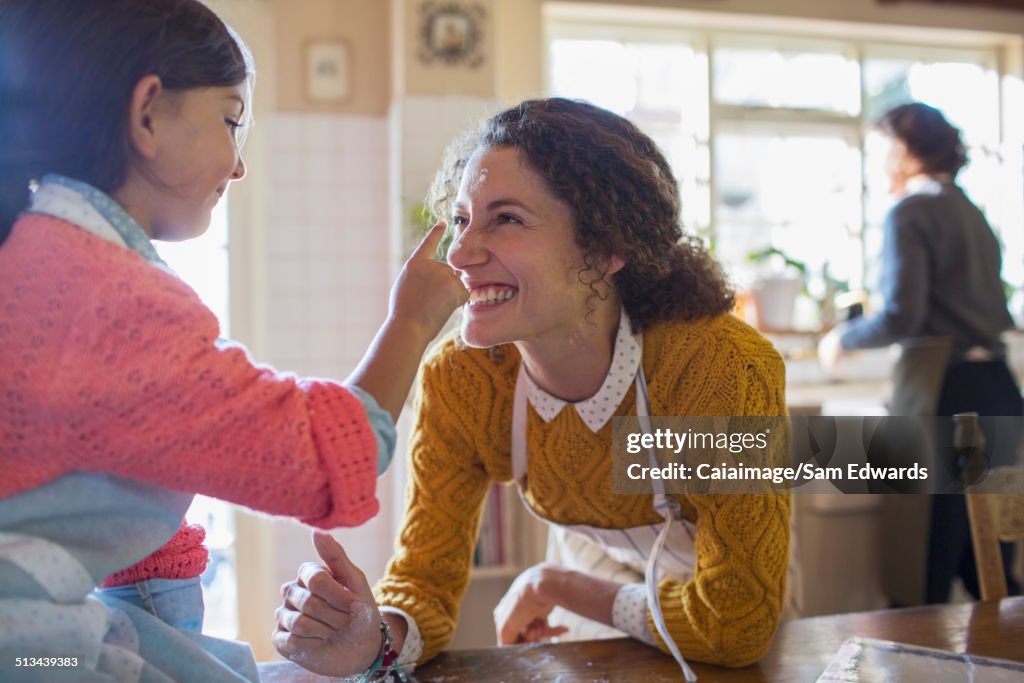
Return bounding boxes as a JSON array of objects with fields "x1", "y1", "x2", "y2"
[
  {"x1": 550, "y1": 39, "x2": 638, "y2": 115},
  {"x1": 713, "y1": 41, "x2": 859, "y2": 114},
  {"x1": 863, "y1": 56, "x2": 999, "y2": 146},
  {"x1": 714, "y1": 132, "x2": 863, "y2": 289},
  {"x1": 187, "y1": 495, "x2": 238, "y2": 639},
  {"x1": 550, "y1": 39, "x2": 700, "y2": 130},
  {"x1": 154, "y1": 198, "x2": 230, "y2": 336},
  {"x1": 550, "y1": 37, "x2": 710, "y2": 233}
]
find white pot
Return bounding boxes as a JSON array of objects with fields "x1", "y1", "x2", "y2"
[{"x1": 752, "y1": 276, "x2": 803, "y2": 330}]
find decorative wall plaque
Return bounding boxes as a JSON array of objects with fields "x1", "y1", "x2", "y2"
[{"x1": 418, "y1": 2, "x2": 486, "y2": 68}]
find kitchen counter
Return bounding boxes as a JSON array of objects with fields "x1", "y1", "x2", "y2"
[{"x1": 786, "y1": 378, "x2": 889, "y2": 416}]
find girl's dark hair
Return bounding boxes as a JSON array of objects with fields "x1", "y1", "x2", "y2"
[
  {"x1": 0, "y1": 0, "x2": 253, "y2": 242},
  {"x1": 429, "y1": 98, "x2": 734, "y2": 332},
  {"x1": 877, "y1": 102, "x2": 968, "y2": 177}
]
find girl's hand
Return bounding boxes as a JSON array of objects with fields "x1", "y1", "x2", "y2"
[
  {"x1": 273, "y1": 531, "x2": 383, "y2": 677},
  {"x1": 390, "y1": 222, "x2": 468, "y2": 338},
  {"x1": 494, "y1": 563, "x2": 570, "y2": 645},
  {"x1": 347, "y1": 222, "x2": 468, "y2": 422}
]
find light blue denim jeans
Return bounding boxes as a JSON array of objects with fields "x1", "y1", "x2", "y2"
[{"x1": 99, "y1": 577, "x2": 204, "y2": 632}]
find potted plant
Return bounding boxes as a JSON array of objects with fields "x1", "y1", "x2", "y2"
[{"x1": 747, "y1": 247, "x2": 807, "y2": 331}]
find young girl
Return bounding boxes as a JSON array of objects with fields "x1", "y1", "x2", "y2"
[{"x1": 0, "y1": 0, "x2": 465, "y2": 680}]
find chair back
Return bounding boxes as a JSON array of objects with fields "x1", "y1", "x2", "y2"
[{"x1": 966, "y1": 466, "x2": 1024, "y2": 600}]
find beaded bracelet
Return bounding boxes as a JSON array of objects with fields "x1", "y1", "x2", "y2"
[{"x1": 358, "y1": 619, "x2": 408, "y2": 682}]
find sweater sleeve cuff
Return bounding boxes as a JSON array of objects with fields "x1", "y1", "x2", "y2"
[
  {"x1": 345, "y1": 384, "x2": 397, "y2": 475},
  {"x1": 297, "y1": 380, "x2": 380, "y2": 528},
  {"x1": 380, "y1": 606, "x2": 423, "y2": 667},
  {"x1": 612, "y1": 582, "x2": 657, "y2": 645}
]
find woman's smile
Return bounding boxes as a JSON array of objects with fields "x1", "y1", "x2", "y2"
[{"x1": 466, "y1": 284, "x2": 518, "y2": 307}]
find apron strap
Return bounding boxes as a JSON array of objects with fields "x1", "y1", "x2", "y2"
[
  {"x1": 511, "y1": 347, "x2": 697, "y2": 681},
  {"x1": 512, "y1": 363, "x2": 529, "y2": 485},
  {"x1": 635, "y1": 370, "x2": 698, "y2": 682}
]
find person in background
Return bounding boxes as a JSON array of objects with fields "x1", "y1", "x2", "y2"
[
  {"x1": 0, "y1": 0, "x2": 465, "y2": 680},
  {"x1": 819, "y1": 102, "x2": 1022, "y2": 604},
  {"x1": 275, "y1": 98, "x2": 796, "y2": 680}
]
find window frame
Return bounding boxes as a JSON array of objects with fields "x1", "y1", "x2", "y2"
[{"x1": 545, "y1": 12, "x2": 1022, "y2": 301}]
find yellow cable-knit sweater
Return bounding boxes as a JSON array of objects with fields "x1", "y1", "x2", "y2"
[{"x1": 374, "y1": 313, "x2": 790, "y2": 667}]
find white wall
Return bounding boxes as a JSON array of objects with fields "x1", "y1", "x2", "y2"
[{"x1": 264, "y1": 113, "x2": 389, "y2": 374}]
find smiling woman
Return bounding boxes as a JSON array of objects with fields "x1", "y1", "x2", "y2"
[{"x1": 274, "y1": 98, "x2": 796, "y2": 680}]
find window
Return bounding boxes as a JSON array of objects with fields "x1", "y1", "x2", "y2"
[
  {"x1": 153, "y1": 200, "x2": 238, "y2": 640},
  {"x1": 547, "y1": 13, "x2": 1023, "y2": 329},
  {"x1": 155, "y1": 201, "x2": 231, "y2": 334},
  {"x1": 549, "y1": 27, "x2": 711, "y2": 236},
  {"x1": 713, "y1": 37, "x2": 860, "y2": 115}
]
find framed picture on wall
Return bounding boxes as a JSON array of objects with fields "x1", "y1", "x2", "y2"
[
  {"x1": 418, "y1": 2, "x2": 486, "y2": 67},
  {"x1": 305, "y1": 40, "x2": 350, "y2": 103}
]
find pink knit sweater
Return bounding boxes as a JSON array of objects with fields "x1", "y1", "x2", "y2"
[
  {"x1": 100, "y1": 522, "x2": 210, "y2": 587},
  {"x1": 0, "y1": 215, "x2": 380, "y2": 535}
]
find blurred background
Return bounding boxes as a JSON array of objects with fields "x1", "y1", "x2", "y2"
[{"x1": 160, "y1": 0, "x2": 1024, "y2": 660}]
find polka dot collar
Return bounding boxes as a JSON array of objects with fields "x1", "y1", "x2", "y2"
[
  {"x1": 523, "y1": 307, "x2": 642, "y2": 433},
  {"x1": 28, "y1": 174, "x2": 175, "y2": 276}
]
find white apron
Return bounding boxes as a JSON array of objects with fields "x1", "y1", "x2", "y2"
[{"x1": 511, "y1": 361, "x2": 699, "y2": 682}]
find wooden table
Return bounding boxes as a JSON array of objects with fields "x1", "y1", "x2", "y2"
[{"x1": 258, "y1": 597, "x2": 1024, "y2": 682}]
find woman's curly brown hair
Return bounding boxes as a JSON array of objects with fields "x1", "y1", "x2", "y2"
[{"x1": 427, "y1": 97, "x2": 734, "y2": 333}]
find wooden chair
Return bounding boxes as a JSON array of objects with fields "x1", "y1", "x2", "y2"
[{"x1": 965, "y1": 466, "x2": 1024, "y2": 600}]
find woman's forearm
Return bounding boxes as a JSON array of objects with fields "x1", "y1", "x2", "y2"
[{"x1": 539, "y1": 564, "x2": 620, "y2": 627}]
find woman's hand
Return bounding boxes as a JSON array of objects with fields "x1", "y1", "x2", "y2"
[
  {"x1": 273, "y1": 531, "x2": 383, "y2": 677},
  {"x1": 817, "y1": 325, "x2": 847, "y2": 376},
  {"x1": 494, "y1": 563, "x2": 570, "y2": 645}
]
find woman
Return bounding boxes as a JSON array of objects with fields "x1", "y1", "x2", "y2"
[
  {"x1": 819, "y1": 102, "x2": 1021, "y2": 604},
  {"x1": 274, "y1": 98, "x2": 793, "y2": 678}
]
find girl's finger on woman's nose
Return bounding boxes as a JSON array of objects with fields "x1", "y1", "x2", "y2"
[{"x1": 411, "y1": 221, "x2": 448, "y2": 260}]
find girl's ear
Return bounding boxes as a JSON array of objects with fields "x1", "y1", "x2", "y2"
[{"x1": 126, "y1": 75, "x2": 164, "y2": 161}]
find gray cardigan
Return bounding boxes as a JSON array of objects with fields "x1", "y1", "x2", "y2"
[{"x1": 841, "y1": 179, "x2": 1013, "y2": 361}]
